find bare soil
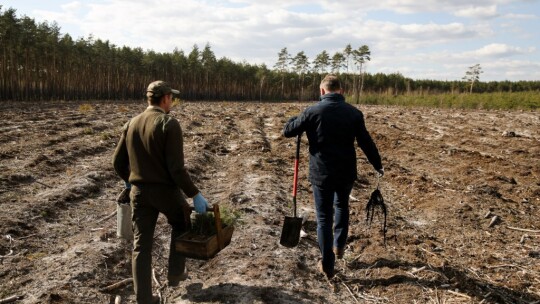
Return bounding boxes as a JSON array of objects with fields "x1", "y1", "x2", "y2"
[{"x1": 0, "y1": 101, "x2": 539, "y2": 304}]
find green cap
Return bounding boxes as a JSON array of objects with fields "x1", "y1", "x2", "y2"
[{"x1": 146, "y1": 80, "x2": 180, "y2": 98}]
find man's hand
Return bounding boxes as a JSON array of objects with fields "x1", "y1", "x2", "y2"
[
  {"x1": 377, "y1": 168, "x2": 385, "y2": 178},
  {"x1": 193, "y1": 193, "x2": 210, "y2": 213},
  {"x1": 116, "y1": 187, "x2": 130, "y2": 204}
]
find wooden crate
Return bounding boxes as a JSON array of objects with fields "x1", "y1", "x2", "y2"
[
  {"x1": 176, "y1": 225, "x2": 234, "y2": 260},
  {"x1": 175, "y1": 204, "x2": 234, "y2": 260}
]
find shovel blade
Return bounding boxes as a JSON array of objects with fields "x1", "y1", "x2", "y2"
[{"x1": 280, "y1": 216, "x2": 303, "y2": 248}]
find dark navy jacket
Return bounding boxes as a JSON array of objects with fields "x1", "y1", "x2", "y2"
[{"x1": 283, "y1": 93, "x2": 382, "y2": 187}]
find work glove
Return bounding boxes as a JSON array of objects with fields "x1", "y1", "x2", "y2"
[
  {"x1": 193, "y1": 193, "x2": 210, "y2": 214},
  {"x1": 376, "y1": 168, "x2": 385, "y2": 178}
]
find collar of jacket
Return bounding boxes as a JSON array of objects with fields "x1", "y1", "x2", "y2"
[
  {"x1": 146, "y1": 105, "x2": 166, "y2": 113},
  {"x1": 320, "y1": 92, "x2": 345, "y2": 103}
]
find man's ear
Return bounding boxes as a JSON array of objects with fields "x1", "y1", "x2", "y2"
[
  {"x1": 159, "y1": 95, "x2": 167, "y2": 106},
  {"x1": 320, "y1": 88, "x2": 326, "y2": 95}
]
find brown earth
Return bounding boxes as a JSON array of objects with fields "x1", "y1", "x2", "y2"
[{"x1": 0, "y1": 100, "x2": 539, "y2": 304}]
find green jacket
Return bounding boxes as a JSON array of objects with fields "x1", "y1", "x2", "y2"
[{"x1": 112, "y1": 106, "x2": 199, "y2": 197}]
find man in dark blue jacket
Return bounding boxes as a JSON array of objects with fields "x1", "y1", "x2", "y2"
[{"x1": 283, "y1": 74, "x2": 383, "y2": 279}]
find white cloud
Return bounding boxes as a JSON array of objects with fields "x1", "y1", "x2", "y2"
[
  {"x1": 317, "y1": 0, "x2": 518, "y2": 17},
  {"x1": 61, "y1": 1, "x2": 82, "y2": 11},
  {"x1": 482, "y1": 59, "x2": 540, "y2": 80},
  {"x1": 503, "y1": 13, "x2": 538, "y2": 19},
  {"x1": 352, "y1": 20, "x2": 494, "y2": 57},
  {"x1": 454, "y1": 5, "x2": 500, "y2": 19},
  {"x1": 476, "y1": 43, "x2": 534, "y2": 56},
  {"x1": 405, "y1": 44, "x2": 536, "y2": 63}
]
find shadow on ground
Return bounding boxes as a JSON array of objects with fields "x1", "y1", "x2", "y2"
[
  {"x1": 178, "y1": 282, "x2": 324, "y2": 303},
  {"x1": 348, "y1": 258, "x2": 539, "y2": 304}
]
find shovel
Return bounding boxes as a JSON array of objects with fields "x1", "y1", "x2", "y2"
[{"x1": 280, "y1": 135, "x2": 303, "y2": 248}]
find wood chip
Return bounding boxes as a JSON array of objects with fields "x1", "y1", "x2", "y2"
[
  {"x1": 488, "y1": 216, "x2": 499, "y2": 228},
  {"x1": 411, "y1": 266, "x2": 427, "y2": 274}
]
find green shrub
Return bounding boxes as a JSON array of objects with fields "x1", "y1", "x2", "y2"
[
  {"x1": 79, "y1": 103, "x2": 94, "y2": 112},
  {"x1": 82, "y1": 127, "x2": 94, "y2": 135},
  {"x1": 100, "y1": 132, "x2": 113, "y2": 140},
  {"x1": 350, "y1": 92, "x2": 539, "y2": 110}
]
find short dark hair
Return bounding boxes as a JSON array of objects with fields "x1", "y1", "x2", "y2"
[
  {"x1": 147, "y1": 94, "x2": 163, "y2": 105},
  {"x1": 320, "y1": 74, "x2": 341, "y2": 92}
]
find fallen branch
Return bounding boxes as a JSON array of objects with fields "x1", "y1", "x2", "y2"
[
  {"x1": 447, "y1": 290, "x2": 471, "y2": 299},
  {"x1": 406, "y1": 266, "x2": 428, "y2": 278},
  {"x1": 99, "y1": 278, "x2": 133, "y2": 292},
  {"x1": 411, "y1": 266, "x2": 427, "y2": 275},
  {"x1": 468, "y1": 267, "x2": 481, "y2": 280},
  {"x1": 341, "y1": 281, "x2": 359, "y2": 303},
  {"x1": 356, "y1": 291, "x2": 388, "y2": 302},
  {"x1": 152, "y1": 268, "x2": 162, "y2": 288},
  {"x1": 152, "y1": 268, "x2": 164, "y2": 303},
  {"x1": 34, "y1": 180, "x2": 52, "y2": 188},
  {"x1": 419, "y1": 247, "x2": 437, "y2": 256},
  {"x1": 0, "y1": 249, "x2": 28, "y2": 259},
  {"x1": 0, "y1": 295, "x2": 24, "y2": 304},
  {"x1": 17, "y1": 234, "x2": 37, "y2": 240},
  {"x1": 97, "y1": 210, "x2": 117, "y2": 224},
  {"x1": 486, "y1": 264, "x2": 518, "y2": 269},
  {"x1": 507, "y1": 226, "x2": 540, "y2": 233}
]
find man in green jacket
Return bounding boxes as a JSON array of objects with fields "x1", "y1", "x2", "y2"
[{"x1": 113, "y1": 80, "x2": 209, "y2": 304}]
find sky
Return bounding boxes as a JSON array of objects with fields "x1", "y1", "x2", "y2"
[{"x1": 2, "y1": 0, "x2": 540, "y2": 81}]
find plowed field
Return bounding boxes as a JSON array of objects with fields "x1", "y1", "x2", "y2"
[{"x1": 0, "y1": 101, "x2": 539, "y2": 304}]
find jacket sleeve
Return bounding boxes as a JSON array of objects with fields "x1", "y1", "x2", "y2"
[
  {"x1": 164, "y1": 118, "x2": 200, "y2": 198},
  {"x1": 283, "y1": 111, "x2": 308, "y2": 137},
  {"x1": 112, "y1": 121, "x2": 131, "y2": 183},
  {"x1": 355, "y1": 113, "x2": 383, "y2": 170}
]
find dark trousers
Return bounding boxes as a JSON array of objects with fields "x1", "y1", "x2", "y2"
[
  {"x1": 130, "y1": 184, "x2": 190, "y2": 304},
  {"x1": 312, "y1": 182, "x2": 353, "y2": 275}
]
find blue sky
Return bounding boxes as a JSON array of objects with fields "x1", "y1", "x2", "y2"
[{"x1": 2, "y1": 0, "x2": 539, "y2": 81}]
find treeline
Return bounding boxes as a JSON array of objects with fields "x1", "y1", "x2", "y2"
[{"x1": 1, "y1": 6, "x2": 539, "y2": 102}]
